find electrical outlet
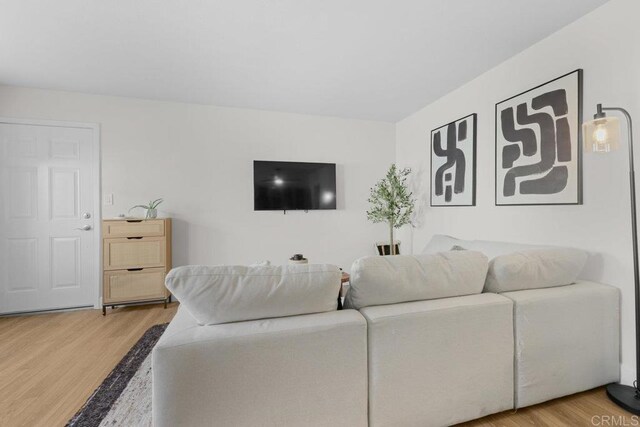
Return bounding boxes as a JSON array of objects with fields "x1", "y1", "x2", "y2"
[{"x1": 104, "y1": 193, "x2": 114, "y2": 206}]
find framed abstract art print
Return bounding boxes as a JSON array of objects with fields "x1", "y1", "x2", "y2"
[{"x1": 495, "y1": 69, "x2": 582, "y2": 205}]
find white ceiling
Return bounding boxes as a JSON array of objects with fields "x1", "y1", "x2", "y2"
[{"x1": 1, "y1": 0, "x2": 609, "y2": 122}]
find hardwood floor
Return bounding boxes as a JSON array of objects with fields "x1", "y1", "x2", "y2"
[
  {"x1": 0, "y1": 303, "x2": 630, "y2": 427},
  {"x1": 462, "y1": 388, "x2": 629, "y2": 426},
  {"x1": 0, "y1": 303, "x2": 178, "y2": 427}
]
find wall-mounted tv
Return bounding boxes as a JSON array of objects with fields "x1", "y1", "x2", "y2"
[{"x1": 254, "y1": 161, "x2": 337, "y2": 211}]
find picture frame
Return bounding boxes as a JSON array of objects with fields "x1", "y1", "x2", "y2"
[
  {"x1": 495, "y1": 69, "x2": 583, "y2": 206},
  {"x1": 430, "y1": 113, "x2": 477, "y2": 207}
]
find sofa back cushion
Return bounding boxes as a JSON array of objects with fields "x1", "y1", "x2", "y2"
[
  {"x1": 344, "y1": 251, "x2": 489, "y2": 310},
  {"x1": 165, "y1": 264, "x2": 341, "y2": 325},
  {"x1": 484, "y1": 248, "x2": 588, "y2": 293},
  {"x1": 422, "y1": 234, "x2": 549, "y2": 260}
]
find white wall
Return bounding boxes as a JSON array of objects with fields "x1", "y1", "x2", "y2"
[
  {"x1": 0, "y1": 86, "x2": 395, "y2": 272},
  {"x1": 396, "y1": 0, "x2": 640, "y2": 384}
]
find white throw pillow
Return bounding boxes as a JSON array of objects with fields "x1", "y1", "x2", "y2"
[
  {"x1": 344, "y1": 251, "x2": 489, "y2": 310},
  {"x1": 166, "y1": 264, "x2": 341, "y2": 325},
  {"x1": 484, "y1": 248, "x2": 588, "y2": 293}
]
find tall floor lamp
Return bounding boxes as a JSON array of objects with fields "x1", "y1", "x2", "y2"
[{"x1": 583, "y1": 104, "x2": 638, "y2": 413}]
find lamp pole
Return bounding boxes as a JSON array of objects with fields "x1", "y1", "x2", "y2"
[{"x1": 597, "y1": 105, "x2": 640, "y2": 413}]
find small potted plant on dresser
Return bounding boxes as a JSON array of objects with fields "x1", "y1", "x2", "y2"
[
  {"x1": 129, "y1": 198, "x2": 163, "y2": 219},
  {"x1": 102, "y1": 200, "x2": 171, "y2": 315}
]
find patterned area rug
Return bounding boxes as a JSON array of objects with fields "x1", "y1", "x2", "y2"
[{"x1": 67, "y1": 323, "x2": 168, "y2": 427}]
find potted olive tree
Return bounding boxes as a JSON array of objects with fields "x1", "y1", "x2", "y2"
[{"x1": 367, "y1": 164, "x2": 414, "y2": 255}]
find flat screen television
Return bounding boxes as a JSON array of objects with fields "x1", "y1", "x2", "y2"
[{"x1": 253, "y1": 161, "x2": 337, "y2": 211}]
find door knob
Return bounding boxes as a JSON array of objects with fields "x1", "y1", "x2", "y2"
[
  {"x1": 83, "y1": 212, "x2": 91, "y2": 219},
  {"x1": 75, "y1": 225, "x2": 92, "y2": 231}
]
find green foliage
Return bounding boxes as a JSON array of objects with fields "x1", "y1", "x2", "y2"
[
  {"x1": 367, "y1": 164, "x2": 414, "y2": 229},
  {"x1": 129, "y1": 198, "x2": 163, "y2": 218}
]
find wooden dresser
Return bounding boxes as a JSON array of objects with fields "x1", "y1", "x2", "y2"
[{"x1": 102, "y1": 218, "x2": 172, "y2": 315}]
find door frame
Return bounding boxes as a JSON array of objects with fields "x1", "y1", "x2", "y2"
[{"x1": 0, "y1": 117, "x2": 102, "y2": 310}]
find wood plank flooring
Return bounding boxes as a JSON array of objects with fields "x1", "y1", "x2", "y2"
[
  {"x1": 462, "y1": 388, "x2": 629, "y2": 426},
  {"x1": 0, "y1": 303, "x2": 631, "y2": 426},
  {"x1": 0, "y1": 303, "x2": 177, "y2": 427}
]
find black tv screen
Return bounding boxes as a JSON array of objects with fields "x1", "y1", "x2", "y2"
[{"x1": 254, "y1": 161, "x2": 337, "y2": 211}]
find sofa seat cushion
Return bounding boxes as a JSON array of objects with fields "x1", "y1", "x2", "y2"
[
  {"x1": 502, "y1": 281, "x2": 620, "y2": 408},
  {"x1": 361, "y1": 293, "x2": 514, "y2": 426},
  {"x1": 165, "y1": 264, "x2": 340, "y2": 325},
  {"x1": 484, "y1": 248, "x2": 588, "y2": 293},
  {"x1": 344, "y1": 250, "x2": 488, "y2": 310}
]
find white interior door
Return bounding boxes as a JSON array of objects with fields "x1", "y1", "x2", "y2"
[{"x1": 0, "y1": 119, "x2": 100, "y2": 314}]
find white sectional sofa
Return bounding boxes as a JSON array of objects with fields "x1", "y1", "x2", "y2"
[
  {"x1": 153, "y1": 264, "x2": 368, "y2": 427},
  {"x1": 344, "y1": 249, "x2": 515, "y2": 426},
  {"x1": 422, "y1": 235, "x2": 620, "y2": 410},
  {"x1": 152, "y1": 236, "x2": 620, "y2": 427}
]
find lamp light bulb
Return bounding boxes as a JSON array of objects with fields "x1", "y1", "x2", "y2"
[
  {"x1": 594, "y1": 125, "x2": 608, "y2": 143},
  {"x1": 583, "y1": 111, "x2": 620, "y2": 154}
]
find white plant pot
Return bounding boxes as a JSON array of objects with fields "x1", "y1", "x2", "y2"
[{"x1": 146, "y1": 208, "x2": 158, "y2": 219}]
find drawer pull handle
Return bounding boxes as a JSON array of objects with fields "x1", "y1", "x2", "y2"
[
  {"x1": 127, "y1": 268, "x2": 144, "y2": 271},
  {"x1": 127, "y1": 236, "x2": 143, "y2": 240},
  {"x1": 126, "y1": 220, "x2": 143, "y2": 223}
]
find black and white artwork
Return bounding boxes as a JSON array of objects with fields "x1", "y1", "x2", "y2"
[
  {"x1": 495, "y1": 69, "x2": 582, "y2": 205},
  {"x1": 430, "y1": 114, "x2": 476, "y2": 207}
]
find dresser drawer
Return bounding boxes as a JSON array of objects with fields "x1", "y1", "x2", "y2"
[
  {"x1": 103, "y1": 268, "x2": 167, "y2": 304},
  {"x1": 103, "y1": 219, "x2": 165, "y2": 238},
  {"x1": 104, "y1": 237, "x2": 166, "y2": 270}
]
